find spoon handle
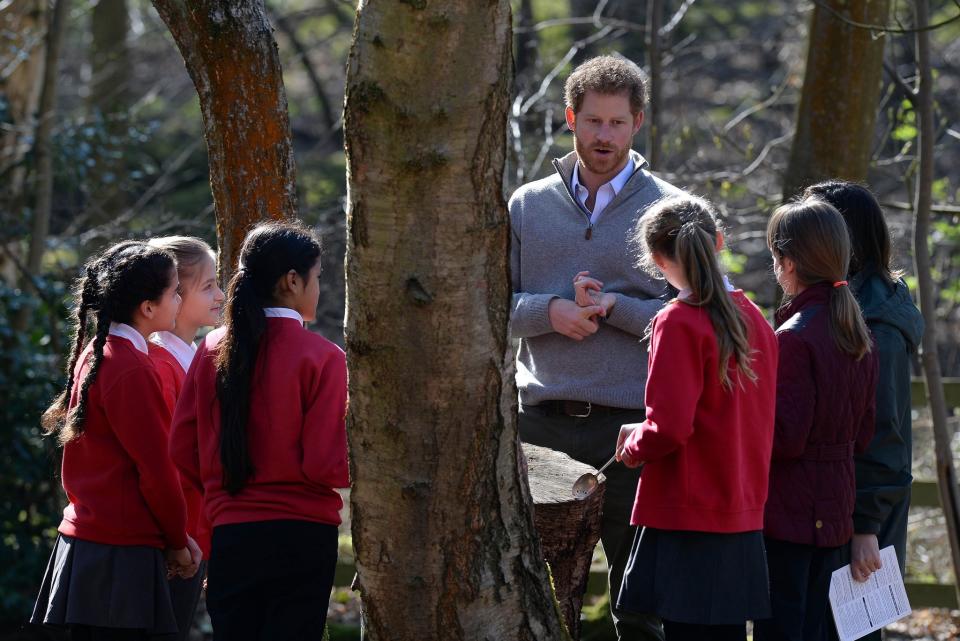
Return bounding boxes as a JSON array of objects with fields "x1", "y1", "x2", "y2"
[{"x1": 596, "y1": 453, "x2": 618, "y2": 475}]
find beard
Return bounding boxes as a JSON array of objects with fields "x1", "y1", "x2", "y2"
[{"x1": 573, "y1": 133, "x2": 631, "y2": 177}]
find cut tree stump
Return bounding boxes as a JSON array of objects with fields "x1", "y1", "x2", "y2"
[{"x1": 523, "y1": 443, "x2": 606, "y2": 640}]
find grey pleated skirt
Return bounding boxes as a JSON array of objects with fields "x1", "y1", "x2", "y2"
[
  {"x1": 617, "y1": 526, "x2": 772, "y2": 625},
  {"x1": 31, "y1": 534, "x2": 179, "y2": 635}
]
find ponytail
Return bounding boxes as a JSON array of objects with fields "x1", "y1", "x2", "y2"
[
  {"x1": 215, "y1": 221, "x2": 321, "y2": 494},
  {"x1": 42, "y1": 242, "x2": 176, "y2": 445},
  {"x1": 768, "y1": 199, "x2": 873, "y2": 360},
  {"x1": 636, "y1": 196, "x2": 756, "y2": 391}
]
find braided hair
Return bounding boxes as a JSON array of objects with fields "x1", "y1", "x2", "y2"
[{"x1": 42, "y1": 241, "x2": 176, "y2": 444}]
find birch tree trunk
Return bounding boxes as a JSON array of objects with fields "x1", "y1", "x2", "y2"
[
  {"x1": 150, "y1": 0, "x2": 297, "y2": 277},
  {"x1": 344, "y1": 2, "x2": 567, "y2": 639},
  {"x1": 783, "y1": 0, "x2": 890, "y2": 199},
  {"x1": 911, "y1": 0, "x2": 960, "y2": 600}
]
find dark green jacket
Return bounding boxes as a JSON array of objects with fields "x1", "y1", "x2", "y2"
[{"x1": 851, "y1": 265, "x2": 924, "y2": 534}]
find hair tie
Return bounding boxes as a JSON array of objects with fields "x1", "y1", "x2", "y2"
[{"x1": 833, "y1": 280, "x2": 848, "y2": 288}]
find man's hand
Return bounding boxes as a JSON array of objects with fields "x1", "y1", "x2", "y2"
[
  {"x1": 548, "y1": 298, "x2": 603, "y2": 340},
  {"x1": 573, "y1": 271, "x2": 617, "y2": 317},
  {"x1": 850, "y1": 533, "x2": 882, "y2": 582}
]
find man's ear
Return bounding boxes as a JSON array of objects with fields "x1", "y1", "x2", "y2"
[
  {"x1": 565, "y1": 106, "x2": 576, "y2": 132},
  {"x1": 632, "y1": 110, "x2": 644, "y2": 134}
]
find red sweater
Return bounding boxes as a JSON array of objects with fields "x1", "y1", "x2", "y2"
[
  {"x1": 621, "y1": 291, "x2": 778, "y2": 533},
  {"x1": 170, "y1": 318, "x2": 349, "y2": 529},
  {"x1": 59, "y1": 336, "x2": 188, "y2": 549},
  {"x1": 148, "y1": 343, "x2": 210, "y2": 557}
]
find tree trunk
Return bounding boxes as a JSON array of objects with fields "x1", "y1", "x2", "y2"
[
  {"x1": 645, "y1": 0, "x2": 663, "y2": 169},
  {"x1": 343, "y1": 2, "x2": 567, "y2": 639},
  {"x1": 524, "y1": 444, "x2": 605, "y2": 640},
  {"x1": 150, "y1": 0, "x2": 297, "y2": 278},
  {"x1": 13, "y1": 0, "x2": 68, "y2": 333},
  {"x1": 88, "y1": 0, "x2": 132, "y2": 224},
  {"x1": 911, "y1": 0, "x2": 960, "y2": 601},
  {"x1": 782, "y1": 0, "x2": 890, "y2": 199}
]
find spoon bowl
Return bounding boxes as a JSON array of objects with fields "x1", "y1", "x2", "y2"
[{"x1": 571, "y1": 453, "x2": 617, "y2": 500}]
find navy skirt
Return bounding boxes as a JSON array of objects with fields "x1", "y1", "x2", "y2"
[
  {"x1": 31, "y1": 534, "x2": 179, "y2": 636},
  {"x1": 617, "y1": 527, "x2": 771, "y2": 625}
]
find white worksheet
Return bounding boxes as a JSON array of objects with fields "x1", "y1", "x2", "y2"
[{"x1": 829, "y1": 546, "x2": 912, "y2": 641}]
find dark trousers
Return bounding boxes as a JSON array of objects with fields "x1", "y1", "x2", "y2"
[
  {"x1": 519, "y1": 405, "x2": 664, "y2": 641},
  {"x1": 69, "y1": 627, "x2": 147, "y2": 641},
  {"x1": 206, "y1": 520, "x2": 338, "y2": 641},
  {"x1": 753, "y1": 538, "x2": 844, "y2": 641},
  {"x1": 662, "y1": 620, "x2": 745, "y2": 641}
]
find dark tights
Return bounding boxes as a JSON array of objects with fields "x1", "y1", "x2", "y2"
[{"x1": 663, "y1": 620, "x2": 746, "y2": 641}]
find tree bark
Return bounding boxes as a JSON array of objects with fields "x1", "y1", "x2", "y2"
[
  {"x1": 911, "y1": 0, "x2": 960, "y2": 601},
  {"x1": 782, "y1": 0, "x2": 890, "y2": 199},
  {"x1": 150, "y1": 0, "x2": 297, "y2": 278},
  {"x1": 344, "y1": 2, "x2": 567, "y2": 639}
]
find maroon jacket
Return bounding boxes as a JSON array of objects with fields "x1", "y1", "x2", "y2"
[{"x1": 763, "y1": 283, "x2": 878, "y2": 548}]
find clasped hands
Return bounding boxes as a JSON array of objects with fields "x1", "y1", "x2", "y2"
[
  {"x1": 548, "y1": 271, "x2": 617, "y2": 341},
  {"x1": 165, "y1": 535, "x2": 203, "y2": 580}
]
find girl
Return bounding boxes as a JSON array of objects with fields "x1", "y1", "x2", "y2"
[
  {"x1": 169, "y1": 221, "x2": 348, "y2": 641},
  {"x1": 754, "y1": 200, "x2": 878, "y2": 641},
  {"x1": 611, "y1": 196, "x2": 779, "y2": 641},
  {"x1": 147, "y1": 236, "x2": 224, "y2": 641},
  {"x1": 803, "y1": 182, "x2": 923, "y2": 640},
  {"x1": 32, "y1": 241, "x2": 200, "y2": 640}
]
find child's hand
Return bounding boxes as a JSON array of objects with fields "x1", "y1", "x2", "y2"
[
  {"x1": 573, "y1": 272, "x2": 604, "y2": 308},
  {"x1": 616, "y1": 424, "x2": 639, "y2": 465},
  {"x1": 850, "y1": 533, "x2": 882, "y2": 582},
  {"x1": 186, "y1": 535, "x2": 203, "y2": 566},
  {"x1": 166, "y1": 546, "x2": 198, "y2": 580}
]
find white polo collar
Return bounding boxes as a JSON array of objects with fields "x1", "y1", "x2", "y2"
[
  {"x1": 264, "y1": 307, "x2": 304, "y2": 323},
  {"x1": 149, "y1": 330, "x2": 198, "y2": 372},
  {"x1": 108, "y1": 322, "x2": 149, "y2": 354},
  {"x1": 678, "y1": 275, "x2": 736, "y2": 301}
]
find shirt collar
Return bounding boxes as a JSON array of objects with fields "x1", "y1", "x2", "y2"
[
  {"x1": 571, "y1": 156, "x2": 636, "y2": 198},
  {"x1": 264, "y1": 307, "x2": 304, "y2": 323},
  {"x1": 108, "y1": 322, "x2": 149, "y2": 354},
  {"x1": 149, "y1": 330, "x2": 197, "y2": 372},
  {"x1": 678, "y1": 275, "x2": 736, "y2": 301}
]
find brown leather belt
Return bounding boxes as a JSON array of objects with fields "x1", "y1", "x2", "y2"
[{"x1": 536, "y1": 400, "x2": 628, "y2": 418}]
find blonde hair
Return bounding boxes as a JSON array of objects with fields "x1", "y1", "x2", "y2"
[
  {"x1": 148, "y1": 236, "x2": 216, "y2": 290},
  {"x1": 635, "y1": 195, "x2": 756, "y2": 390},
  {"x1": 767, "y1": 199, "x2": 872, "y2": 360}
]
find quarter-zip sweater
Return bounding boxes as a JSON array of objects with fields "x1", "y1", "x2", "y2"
[{"x1": 509, "y1": 150, "x2": 684, "y2": 408}]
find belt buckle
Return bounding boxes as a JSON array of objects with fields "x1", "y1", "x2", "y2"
[{"x1": 570, "y1": 401, "x2": 592, "y2": 418}]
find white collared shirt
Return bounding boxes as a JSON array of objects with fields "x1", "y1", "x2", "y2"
[
  {"x1": 571, "y1": 157, "x2": 636, "y2": 224},
  {"x1": 678, "y1": 275, "x2": 736, "y2": 301},
  {"x1": 264, "y1": 307, "x2": 304, "y2": 324},
  {"x1": 149, "y1": 330, "x2": 198, "y2": 373},
  {"x1": 108, "y1": 322, "x2": 149, "y2": 354}
]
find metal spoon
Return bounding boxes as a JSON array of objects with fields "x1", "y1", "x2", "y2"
[{"x1": 572, "y1": 453, "x2": 617, "y2": 500}]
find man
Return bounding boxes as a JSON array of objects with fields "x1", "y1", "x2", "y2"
[{"x1": 509, "y1": 55, "x2": 683, "y2": 641}]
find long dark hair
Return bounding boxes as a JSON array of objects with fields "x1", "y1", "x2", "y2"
[
  {"x1": 635, "y1": 195, "x2": 756, "y2": 391},
  {"x1": 803, "y1": 180, "x2": 901, "y2": 284},
  {"x1": 215, "y1": 221, "x2": 321, "y2": 494},
  {"x1": 767, "y1": 199, "x2": 873, "y2": 360},
  {"x1": 42, "y1": 242, "x2": 176, "y2": 444}
]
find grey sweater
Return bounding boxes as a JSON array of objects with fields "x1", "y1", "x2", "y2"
[{"x1": 509, "y1": 150, "x2": 684, "y2": 409}]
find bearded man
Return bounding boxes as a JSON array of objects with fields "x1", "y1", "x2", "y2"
[{"x1": 509, "y1": 55, "x2": 685, "y2": 641}]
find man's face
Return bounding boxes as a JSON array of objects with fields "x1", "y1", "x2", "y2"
[{"x1": 565, "y1": 90, "x2": 643, "y2": 178}]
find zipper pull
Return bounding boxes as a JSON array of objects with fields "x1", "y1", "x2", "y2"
[{"x1": 585, "y1": 223, "x2": 593, "y2": 240}]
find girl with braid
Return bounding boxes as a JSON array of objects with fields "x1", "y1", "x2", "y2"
[
  {"x1": 31, "y1": 241, "x2": 201, "y2": 641},
  {"x1": 169, "y1": 221, "x2": 348, "y2": 641},
  {"x1": 606, "y1": 196, "x2": 778, "y2": 641}
]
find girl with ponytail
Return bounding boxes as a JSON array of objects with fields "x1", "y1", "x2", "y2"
[
  {"x1": 754, "y1": 200, "x2": 879, "y2": 641},
  {"x1": 594, "y1": 196, "x2": 779, "y2": 640},
  {"x1": 32, "y1": 241, "x2": 200, "y2": 640},
  {"x1": 169, "y1": 221, "x2": 348, "y2": 641},
  {"x1": 146, "y1": 236, "x2": 224, "y2": 641}
]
